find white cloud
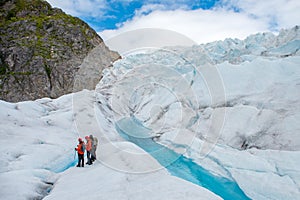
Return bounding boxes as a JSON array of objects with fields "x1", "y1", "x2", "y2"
[
  {"x1": 46, "y1": 0, "x2": 300, "y2": 46},
  {"x1": 99, "y1": 8, "x2": 269, "y2": 45},
  {"x1": 99, "y1": 0, "x2": 300, "y2": 46},
  {"x1": 46, "y1": 0, "x2": 107, "y2": 18},
  {"x1": 220, "y1": 0, "x2": 300, "y2": 30}
]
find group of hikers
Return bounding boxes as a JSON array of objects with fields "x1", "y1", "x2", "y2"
[{"x1": 75, "y1": 134, "x2": 98, "y2": 167}]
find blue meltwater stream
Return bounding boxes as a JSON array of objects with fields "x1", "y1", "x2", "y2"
[{"x1": 116, "y1": 117, "x2": 251, "y2": 200}]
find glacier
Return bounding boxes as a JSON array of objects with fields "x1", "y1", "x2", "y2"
[
  {"x1": 95, "y1": 26, "x2": 300, "y2": 199},
  {"x1": 0, "y1": 26, "x2": 299, "y2": 200}
]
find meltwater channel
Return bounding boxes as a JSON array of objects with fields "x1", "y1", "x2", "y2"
[{"x1": 116, "y1": 117, "x2": 251, "y2": 200}]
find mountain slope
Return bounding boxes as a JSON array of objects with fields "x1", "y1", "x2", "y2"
[{"x1": 0, "y1": 0, "x2": 120, "y2": 102}]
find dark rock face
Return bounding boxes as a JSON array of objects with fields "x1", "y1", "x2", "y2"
[{"x1": 0, "y1": 0, "x2": 120, "y2": 102}]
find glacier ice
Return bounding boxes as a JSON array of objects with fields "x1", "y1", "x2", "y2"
[{"x1": 96, "y1": 26, "x2": 300, "y2": 199}]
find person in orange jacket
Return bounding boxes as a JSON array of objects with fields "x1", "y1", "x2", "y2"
[
  {"x1": 75, "y1": 138, "x2": 85, "y2": 167},
  {"x1": 85, "y1": 136, "x2": 92, "y2": 165}
]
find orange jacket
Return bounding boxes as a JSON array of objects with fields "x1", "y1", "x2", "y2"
[
  {"x1": 86, "y1": 139, "x2": 92, "y2": 151},
  {"x1": 76, "y1": 143, "x2": 85, "y2": 155}
]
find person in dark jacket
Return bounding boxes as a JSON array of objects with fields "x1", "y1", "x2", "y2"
[
  {"x1": 89, "y1": 134, "x2": 98, "y2": 163},
  {"x1": 75, "y1": 138, "x2": 85, "y2": 167}
]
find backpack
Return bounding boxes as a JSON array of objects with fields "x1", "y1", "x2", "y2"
[
  {"x1": 81, "y1": 143, "x2": 86, "y2": 152},
  {"x1": 93, "y1": 137, "x2": 98, "y2": 147}
]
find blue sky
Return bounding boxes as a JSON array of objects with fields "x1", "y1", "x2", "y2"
[
  {"x1": 80, "y1": 0, "x2": 221, "y2": 31},
  {"x1": 46, "y1": 0, "x2": 300, "y2": 44}
]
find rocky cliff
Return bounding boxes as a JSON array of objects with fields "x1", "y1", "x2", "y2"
[{"x1": 0, "y1": 0, "x2": 120, "y2": 102}]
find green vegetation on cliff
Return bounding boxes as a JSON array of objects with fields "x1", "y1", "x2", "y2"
[{"x1": 0, "y1": 0, "x2": 119, "y2": 102}]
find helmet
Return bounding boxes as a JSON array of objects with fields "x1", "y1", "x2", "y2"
[
  {"x1": 78, "y1": 138, "x2": 82, "y2": 142},
  {"x1": 85, "y1": 136, "x2": 89, "y2": 140}
]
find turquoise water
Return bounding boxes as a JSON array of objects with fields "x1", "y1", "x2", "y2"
[
  {"x1": 46, "y1": 151, "x2": 79, "y2": 173},
  {"x1": 54, "y1": 158, "x2": 78, "y2": 173},
  {"x1": 116, "y1": 117, "x2": 251, "y2": 200}
]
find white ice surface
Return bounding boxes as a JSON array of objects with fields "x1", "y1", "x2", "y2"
[
  {"x1": 44, "y1": 142, "x2": 221, "y2": 200},
  {"x1": 0, "y1": 90, "x2": 220, "y2": 200},
  {"x1": 1, "y1": 27, "x2": 300, "y2": 200},
  {"x1": 95, "y1": 26, "x2": 300, "y2": 200}
]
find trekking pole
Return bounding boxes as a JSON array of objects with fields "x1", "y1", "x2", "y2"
[{"x1": 73, "y1": 130, "x2": 80, "y2": 160}]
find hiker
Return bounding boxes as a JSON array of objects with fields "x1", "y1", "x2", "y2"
[
  {"x1": 90, "y1": 134, "x2": 98, "y2": 163},
  {"x1": 85, "y1": 136, "x2": 92, "y2": 165},
  {"x1": 75, "y1": 138, "x2": 85, "y2": 167}
]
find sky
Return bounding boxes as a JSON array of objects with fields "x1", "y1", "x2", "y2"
[{"x1": 46, "y1": 0, "x2": 300, "y2": 44}]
